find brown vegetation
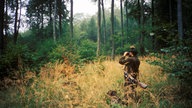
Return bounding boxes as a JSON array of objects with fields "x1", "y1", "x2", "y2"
[{"x1": 0, "y1": 57, "x2": 181, "y2": 107}]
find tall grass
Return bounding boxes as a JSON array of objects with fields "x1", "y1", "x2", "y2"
[{"x1": 0, "y1": 57, "x2": 181, "y2": 108}]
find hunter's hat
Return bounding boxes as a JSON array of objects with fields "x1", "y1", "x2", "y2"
[
  {"x1": 130, "y1": 45, "x2": 135, "y2": 49},
  {"x1": 129, "y1": 45, "x2": 138, "y2": 55}
]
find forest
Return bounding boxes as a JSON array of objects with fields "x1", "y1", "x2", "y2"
[{"x1": 0, "y1": 0, "x2": 192, "y2": 107}]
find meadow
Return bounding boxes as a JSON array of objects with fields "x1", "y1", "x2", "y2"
[{"x1": 0, "y1": 56, "x2": 183, "y2": 108}]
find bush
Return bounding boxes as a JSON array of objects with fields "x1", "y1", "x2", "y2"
[
  {"x1": 77, "y1": 39, "x2": 97, "y2": 62},
  {"x1": 147, "y1": 44, "x2": 192, "y2": 104},
  {"x1": 0, "y1": 42, "x2": 32, "y2": 77}
]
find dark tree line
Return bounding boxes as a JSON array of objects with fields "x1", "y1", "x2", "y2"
[
  {"x1": 1, "y1": 0, "x2": 191, "y2": 55},
  {"x1": 26, "y1": 0, "x2": 68, "y2": 40}
]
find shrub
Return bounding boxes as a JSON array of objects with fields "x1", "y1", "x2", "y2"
[
  {"x1": 0, "y1": 42, "x2": 32, "y2": 77},
  {"x1": 77, "y1": 39, "x2": 97, "y2": 62},
  {"x1": 147, "y1": 45, "x2": 192, "y2": 105}
]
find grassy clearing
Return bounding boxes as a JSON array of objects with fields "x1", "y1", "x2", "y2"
[{"x1": 0, "y1": 57, "x2": 181, "y2": 108}]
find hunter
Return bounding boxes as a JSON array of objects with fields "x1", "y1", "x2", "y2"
[{"x1": 119, "y1": 46, "x2": 140, "y2": 105}]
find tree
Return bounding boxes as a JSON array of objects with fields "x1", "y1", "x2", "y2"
[
  {"x1": 13, "y1": 0, "x2": 19, "y2": 44},
  {"x1": 48, "y1": 0, "x2": 53, "y2": 36},
  {"x1": 139, "y1": 0, "x2": 145, "y2": 54},
  {"x1": 53, "y1": 0, "x2": 57, "y2": 43},
  {"x1": 26, "y1": 0, "x2": 68, "y2": 39},
  {"x1": 87, "y1": 17, "x2": 97, "y2": 41},
  {"x1": 5, "y1": 0, "x2": 8, "y2": 37},
  {"x1": 177, "y1": 0, "x2": 183, "y2": 40},
  {"x1": 151, "y1": 0, "x2": 155, "y2": 50},
  {"x1": 169, "y1": 0, "x2": 173, "y2": 24},
  {"x1": 120, "y1": 0, "x2": 124, "y2": 47},
  {"x1": 58, "y1": 0, "x2": 62, "y2": 38},
  {"x1": 12, "y1": 0, "x2": 22, "y2": 44},
  {"x1": 0, "y1": 0, "x2": 4, "y2": 54},
  {"x1": 97, "y1": 0, "x2": 101, "y2": 57},
  {"x1": 111, "y1": 0, "x2": 115, "y2": 60},
  {"x1": 27, "y1": 0, "x2": 47, "y2": 31},
  {"x1": 124, "y1": 0, "x2": 129, "y2": 44},
  {"x1": 101, "y1": 0, "x2": 106, "y2": 45},
  {"x1": 70, "y1": 0, "x2": 73, "y2": 38}
]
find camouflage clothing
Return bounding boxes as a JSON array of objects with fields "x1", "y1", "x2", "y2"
[
  {"x1": 119, "y1": 56, "x2": 140, "y2": 73},
  {"x1": 119, "y1": 55, "x2": 140, "y2": 103}
]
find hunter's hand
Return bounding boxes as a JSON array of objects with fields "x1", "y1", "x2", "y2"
[{"x1": 123, "y1": 52, "x2": 129, "y2": 56}]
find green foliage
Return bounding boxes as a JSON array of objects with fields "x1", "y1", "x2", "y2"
[
  {"x1": 31, "y1": 39, "x2": 56, "y2": 67},
  {"x1": 159, "y1": 99, "x2": 171, "y2": 108},
  {"x1": 110, "y1": 104, "x2": 122, "y2": 108},
  {"x1": 49, "y1": 40, "x2": 80, "y2": 65},
  {"x1": 0, "y1": 42, "x2": 31, "y2": 77},
  {"x1": 87, "y1": 17, "x2": 97, "y2": 42},
  {"x1": 147, "y1": 44, "x2": 192, "y2": 103},
  {"x1": 115, "y1": 47, "x2": 124, "y2": 55},
  {"x1": 0, "y1": 43, "x2": 21, "y2": 67},
  {"x1": 78, "y1": 39, "x2": 97, "y2": 62},
  {"x1": 26, "y1": 0, "x2": 68, "y2": 29},
  {"x1": 48, "y1": 45, "x2": 66, "y2": 62},
  {"x1": 148, "y1": 45, "x2": 192, "y2": 80},
  {"x1": 116, "y1": 43, "x2": 132, "y2": 55}
]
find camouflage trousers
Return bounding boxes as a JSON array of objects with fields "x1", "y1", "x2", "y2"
[{"x1": 123, "y1": 72, "x2": 138, "y2": 104}]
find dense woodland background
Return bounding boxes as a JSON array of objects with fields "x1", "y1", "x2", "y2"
[{"x1": 0, "y1": 0, "x2": 192, "y2": 107}]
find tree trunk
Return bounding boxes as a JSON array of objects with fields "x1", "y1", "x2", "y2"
[
  {"x1": 177, "y1": 0, "x2": 183, "y2": 40},
  {"x1": 111, "y1": 0, "x2": 115, "y2": 60},
  {"x1": 53, "y1": 0, "x2": 57, "y2": 43},
  {"x1": 70, "y1": 0, "x2": 73, "y2": 38},
  {"x1": 49, "y1": 0, "x2": 53, "y2": 35},
  {"x1": 151, "y1": 0, "x2": 155, "y2": 51},
  {"x1": 125, "y1": 0, "x2": 129, "y2": 44},
  {"x1": 17, "y1": 0, "x2": 21, "y2": 33},
  {"x1": 152, "y1": 0, "x2": 154, "y2": 25},
  {"x1": 101, "y1": 0, "x2": 106, "y2": 45},
  {"x1": 5, "y1": 0, "x2": 8, "y2": 37},
  {"x1": 0, "y1": 0, "x2": 4, "y2": 54},
  {"x1": 41, "y1": 5, "x2": 44, "y2": 29},
  {"x1": 49, "y1": 1, "x2": 52, "y2": 22},
  {"x1": 137, "y1": 0, "x2": 141, "y2": 26},
  {"x1": 97, "y1": 0, "x2": 101, "y2": 57},
  {"x1": 14, "y1": 0, "x2": 19, "y2": 44},
  {"x1": 120, "y1": 0, "x2": 124, "y2": 47},
  {"x1": 169, "y1": 0, "x2": 173, "y2": 24},
  {"x1": 139, "y1": 0, "x2": 145, "y2": 55},
  {"x1": 58, "y1": 0, "x2": 62, "y2": 38}
]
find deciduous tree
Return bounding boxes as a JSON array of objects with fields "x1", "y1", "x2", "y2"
[
  {"x1": 70, "y1": 0, "x2": 73, "y2": 38},
  {"x1": 120, "y1": 0, "x2": 124, "y2": 47},
  {"x1": 177, "y1": 0, "x2": 183, "y2": 40},
  {"x1": 111, "y1": 0, "x2": 115, "y2": 60},
  {"x1": 53, "y1": 0, "x2": 56, "y2": 43},
  {"x1": 97, "y1": 0, "x2": 101, "y2": 56},
  {"x1": 139, "y1": 0, "x2": 145, "y2": 54},
  {"x1": 101, "y1": 0, "x2": 106, "y2": 45}
]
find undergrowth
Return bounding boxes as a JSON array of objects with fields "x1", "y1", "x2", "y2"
[{"x1": 0, "y1": 56, "x2": 187, "y2": 108}]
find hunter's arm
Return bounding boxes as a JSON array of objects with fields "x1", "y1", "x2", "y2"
[{"x1": 119, "y1": 56, "x2": 129, "y2": 65}]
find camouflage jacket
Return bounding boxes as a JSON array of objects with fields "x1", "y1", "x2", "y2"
[{"x1": 119, "y1": 56, "x2": 140, "y2": 74}]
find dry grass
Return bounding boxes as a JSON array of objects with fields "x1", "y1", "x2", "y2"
[
  {"x1": 0, "y1": 56, "x2": 181, "y2": 108},
  {"x1": 74, "y1": 61, "x2": 124, "y2": 107}
]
